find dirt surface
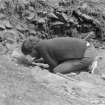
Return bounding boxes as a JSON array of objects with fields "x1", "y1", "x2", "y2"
[
  {"x1": 0, "y1": 49, "x2": 105, "y2": 105},
  {"x1": 0, "y1": 0, "x2": 105, "y2": 104}
]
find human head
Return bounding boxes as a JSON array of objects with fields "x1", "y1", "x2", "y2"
[{"x1": 21, "y1": 37, "x2": 40, "y2": 58}]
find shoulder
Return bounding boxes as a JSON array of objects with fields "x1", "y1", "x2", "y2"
[{"x1": 36, "y1": 40, "x2": 49, "y2": 50}]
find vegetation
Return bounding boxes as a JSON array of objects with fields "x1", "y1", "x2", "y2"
[{"x1": 0, "y1": 0, "x2": 105, "y2": 53}]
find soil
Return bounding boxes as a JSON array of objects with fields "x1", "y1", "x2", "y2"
[{"x1": 0, "y1": 48, "x2": 105, "y2": 105}]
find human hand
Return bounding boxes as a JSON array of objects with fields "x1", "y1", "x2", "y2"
[{"x1": 32, "y1": 62, "x2": 49, "y2": 68}]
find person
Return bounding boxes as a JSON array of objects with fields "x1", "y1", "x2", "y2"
[{"x1": 21, "y1": 36, "x2": 97, "y2": 74}]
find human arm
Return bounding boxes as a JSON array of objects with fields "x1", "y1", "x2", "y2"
[
  {"x1": 43, "y1": 53, "x2": 58, "y2": 69},
  {"x1": 36, "y1": 41, "x2": 58, "y2": 69}
]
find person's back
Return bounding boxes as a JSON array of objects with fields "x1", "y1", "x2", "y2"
[{"x1": 36, "y1": 37, "x2": 87, "y2": 62}]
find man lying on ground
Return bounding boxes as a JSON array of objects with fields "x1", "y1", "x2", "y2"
[{"x1": 21, "y1": 36, "x2": 97, "y2": 74}]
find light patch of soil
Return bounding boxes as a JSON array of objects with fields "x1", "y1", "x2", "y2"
[{"x1": 93, "y1": 48, "x2": 105, "y2": 75}]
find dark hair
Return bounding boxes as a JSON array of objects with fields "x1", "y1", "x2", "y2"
[{"x1": 21, "y1": 37, "x2": 40, "y2": 55}]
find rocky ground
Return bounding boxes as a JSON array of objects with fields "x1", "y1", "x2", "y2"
[{"x1": 0, "y1": 48, "x2": 105, "y2": 105}]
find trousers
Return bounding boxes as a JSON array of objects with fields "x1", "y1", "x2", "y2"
[{"x1": 53, "y1": 43, "x2": 97, "y2": 74}]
